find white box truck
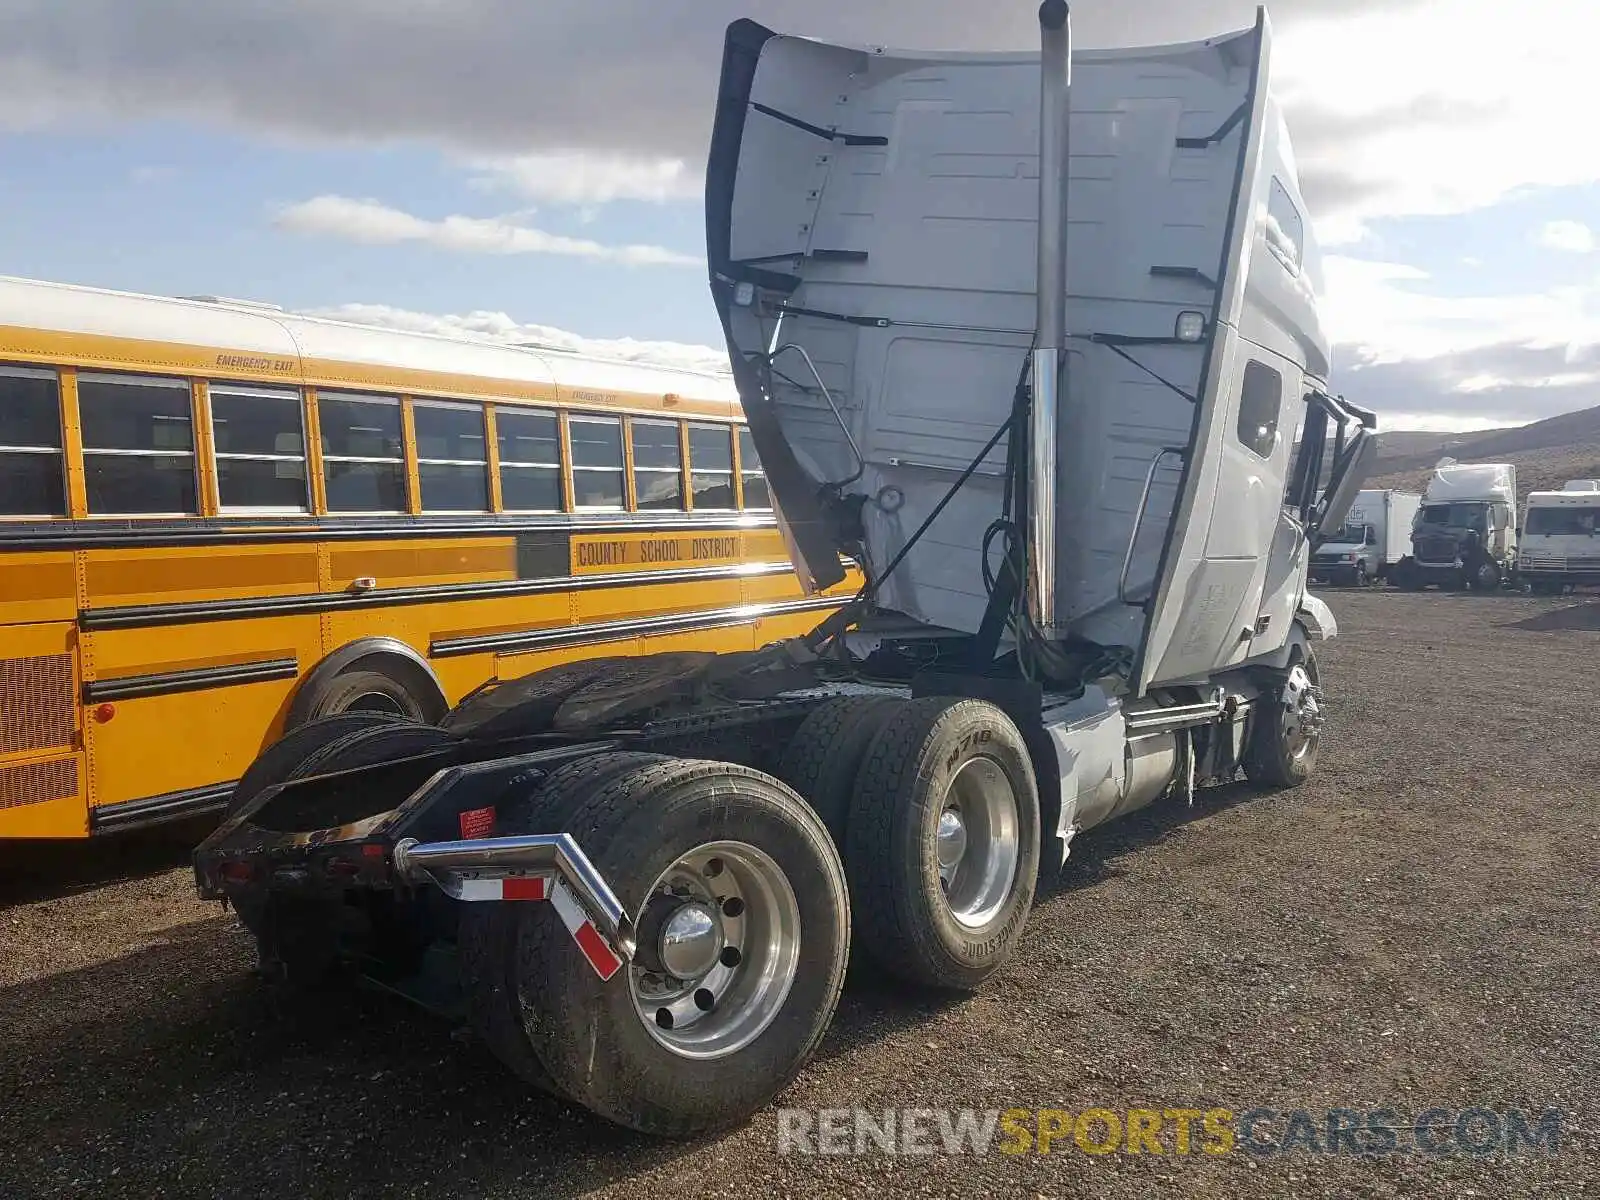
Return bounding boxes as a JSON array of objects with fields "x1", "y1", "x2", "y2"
[
  {"x1": 1392, "y1": 460, "x2": 1518, "y2": 590},
  {"x1": 1518, "y1": 479, "x2": 1600, "y2": 593},
  {"x1": 1309, "y1": 488, "x2": 1421, "y2": 587},
  {"x1": 195, "y1": 2, "x2": 1376, "y2": 1137}
]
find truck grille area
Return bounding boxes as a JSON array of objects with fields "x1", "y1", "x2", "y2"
[
  {"x1": 1, "y1": 653, "x2": 75, "y2": 756},
  {"x1": 1414, "y1": 536, "x2": 1458, "y2": 564}
]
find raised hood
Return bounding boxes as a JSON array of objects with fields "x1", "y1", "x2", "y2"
[{"x1": 705, "y1": 12, "x2": 1306, "y2": 643}]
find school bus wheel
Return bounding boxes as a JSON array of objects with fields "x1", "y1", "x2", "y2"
[{"x1": 288, "y1": 638, "x2": 449, "y2": 728}]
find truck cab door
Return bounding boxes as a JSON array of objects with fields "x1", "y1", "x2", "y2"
[{"x1": 1133, "y1": 338, "x2": 1303, "y2": 689}]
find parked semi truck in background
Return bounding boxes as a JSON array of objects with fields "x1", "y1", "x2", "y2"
[
  {"x1": 192, "y1": 3, "x2": 1375, "y2": 1137},
  {"x1": 1518, "y1": 479, "x2": 1600, "y2": 593},
  {"x1": 1392, "y1": 460, "x2": 1518, "y2": 590},
  {"x1": 1309, "y1": 488, "x2": 1420, "y2": 587}
]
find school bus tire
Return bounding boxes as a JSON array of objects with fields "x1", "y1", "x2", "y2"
[
  {"x1": 287, "y1": 639, "x2": 449, "y2": 729},
  {"x1": 516, "y1": 758, "x2": 850, "y2": 1137},
  {"x1": 459, "y1": 750, "x2": 670, "y2": 1098}
]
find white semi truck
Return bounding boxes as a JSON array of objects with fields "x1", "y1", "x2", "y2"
[
  {"x1": 194, "y1": 3, "x2": 1375, "y2": 1137},
  {"x1": 1518, "y1": 479, "x2": 1600, "y2": 593},
  {"x1": 1309, "y1": 487, "x2": 1421, "y2": 587},
  {"x1": 1392, "y1": 460, "x2": 1519, "y2": 590}
]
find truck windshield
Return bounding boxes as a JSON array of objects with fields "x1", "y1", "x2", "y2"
[
  {"x1": 1329, "y1": 523, "x2": 1373, "y2": 545},
  {"x1": 1525, "y1": 506, "x2": 1599, "y2": 536},
  {"x1": 1419, "y1": 503, "x2": 1486, "y2": 531}
]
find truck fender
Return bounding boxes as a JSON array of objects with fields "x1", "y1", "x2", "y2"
[
  {"x1": 1244, "y1": 617, "x2": 1320, "y2": 674},
  {"x1": 1296, "y1": 593, "x2": 1338, "y2": 640}
]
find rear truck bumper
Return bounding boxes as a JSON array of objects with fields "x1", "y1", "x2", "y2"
[{"x1": 193, "y1": 745, "x2": 634, "y2": 980}]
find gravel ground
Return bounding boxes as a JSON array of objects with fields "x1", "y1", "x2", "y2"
[{"x1": 2, "y1": 590, "x2": 1596, "y2": 1199}]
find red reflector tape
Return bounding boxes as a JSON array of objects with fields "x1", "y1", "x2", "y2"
[
  {"x1": 500, "y1": 875, "x2": 547, "y2": 902},
  {"x1": 549, "y1": 880, "x2": 625, "y2": 981},
  {"x1": 458, "y1": 805, "x2": 496, "y2": 839},
  {"x1": 453, "y1": 874, "x2": 549, "y2": 902},
  {"x1": 573, "y1": 921, "x2": 624, "y2": 981}
]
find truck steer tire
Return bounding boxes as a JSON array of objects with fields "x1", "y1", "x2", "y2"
[
  {"x1": 1243, "y1": 648, "x2": 1322, "y2": 789},
  {"x1": 776, "y1": 694, "x2": 903, "y2": 848},
  {"x1": 459, "y1": 750, "x2": 669, "y2": 1099},
  {"x1": 845, "y1": 698, "x2": 1041, "y2": 991},
  {"x1": 227, "y1": 711, "x2": 410, "y2": 820},
  {"x1": 515, "y1": 758, "x2": 849, "y2": 1137}
]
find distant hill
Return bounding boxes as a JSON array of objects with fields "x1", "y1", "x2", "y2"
[{"x1": 1362, "y1": 402, "x2": 1600, "y2": 502}]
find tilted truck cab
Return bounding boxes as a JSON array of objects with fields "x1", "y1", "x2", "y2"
[
  {"x1": 1393, "y1": 460, "x2": 1518, "y2": 591},
  {"x1": 194, "y1": 3, "x2": 1374, "y2": 1138}
]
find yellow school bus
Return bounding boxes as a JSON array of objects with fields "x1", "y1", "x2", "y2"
[{"x1": 0, "y1": 275, "x2": 859, "y2": 839}]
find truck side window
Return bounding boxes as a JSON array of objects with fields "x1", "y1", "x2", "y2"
[{"x1": 1237, "y1": 361, "x2": 1282, "y2": 460}]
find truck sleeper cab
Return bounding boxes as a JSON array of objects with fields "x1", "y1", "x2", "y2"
[
  {"x1": 1393, "y1": 461, "x2": 1518, "y2": 591},
  {"x1": 195, "y1": 2, "x2": 1373, "y2": 1139}
]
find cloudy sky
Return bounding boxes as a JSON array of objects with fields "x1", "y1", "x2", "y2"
[{"x1": 0, "y1": 0, "x2": 1595, "y2": 431}]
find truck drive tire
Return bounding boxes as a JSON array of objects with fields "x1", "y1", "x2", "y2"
[
  {"x1": 227, "y1": 711, "x2": 410, "y2": 821},
  {"x1": 845, "y1": 697, "x2": 1041, "y2": 991},
  {"x1": 227, "y1": 717, "x2": 458, "y2": 984},
  {"x1": 458, "y1": 750, "x2": 670, "y2": 1100},
  {"x1": 776, "y1": 694, "x2": 903, "y2": 848},
  {"x1": 514, "y1": 758, "x2": 849, "y2": 1137},
  {"x1": 1243, "y1": 648, "x2": 1322, "y2": 789}
]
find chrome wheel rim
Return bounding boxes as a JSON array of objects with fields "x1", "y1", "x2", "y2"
[
  {"x1": 629, "y1": 840, "x2": 801, "y2": 1060},
  {"x1": 1281, "y1": 662, "x2": 1323, "y2": 761},
  {"x1": 937, "y1": 757, "x2": 1020, "y2": 929}
]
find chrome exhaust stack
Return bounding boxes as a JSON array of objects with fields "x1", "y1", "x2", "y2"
[{"x1": 1028, "y1": 0, "x2": 1071, "y2": 635}]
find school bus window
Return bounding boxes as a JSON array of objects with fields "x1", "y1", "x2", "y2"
[
  {"x1": 496, "y1": 407, "x2": 563, "y2": 512},
  {"x1": 320, "y1": 393, "x2": 406, "y2": 513},
  {"x1": 0, "y1": 364, "x2": 66, "y2": 517},
  {"x1": 688, "y1": 423, "x2": 735, "y2": 510},
  {"x1": 631, "y1": 418, "x2": 684, "y2": 511},
  {"x1": 210, "y1": 384, "x2": 309, "y2": 513},
  {"x1": 78, "y1": 372, "x2": 197, "y2": 515},
  {"x1": 414, "y1": 400, "x2": 489, "y2": 513},
  {"x1": 738, "y1": 427, "x2": 770, "y2": 510},
  {"x1": 569, "y1": 414, "x2": 624, "y2": 509}
]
